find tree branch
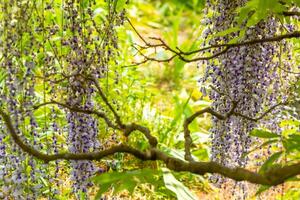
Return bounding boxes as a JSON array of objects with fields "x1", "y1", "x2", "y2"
[
  {"x1": 282, "y1": 11, "x2": 300, "y2": 17},
  {"x1": 182, "y1": 100, "x2": 286, "y2": 162},
  {"x1": 33, "y1": 101, "x2": 120, "y2": 130},
  {"x1": 81, "y1": 76, "x2": 159, "y2": 146},
  {"x1": 123, "y1": 123, "x2": 158, "y2": 147},
  {"x1": 1, "y1": 107, "x2": 300, "y2": 186},
  {"x1": 183, "y1": 102, "x2": 237, "y2": 161},
  {"x1": 233, "y1": 102, "x2": 287, "y2": 122},
  {"x1": 33, "y1": 101, "x2": 158, "y2": 147},
  {"x1": 127, "y1": 18, "x2": 300, "y2": 64},
  {"x1": 86, "y1": 76, "x2": 125, "y2": 128}
]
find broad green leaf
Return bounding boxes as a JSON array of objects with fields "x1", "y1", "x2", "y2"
[
  {"x1": 246, "y1": 13, "x2": 265, "y2": 27},
  {"x1": 162, "y1": 168, "x2": 198, "y2": 200},
  {"x1": 192, "y1": 148, "x2": 209, "y2": 161},
  {"x1": 160, "y1": 144, "x2": 186, "y2": 161},
  {"x1": 283, "y1": 135, "x2": 300, "y2": 152},
  {"x1": 250, "y1": 129, "x2": 280, "y2": 138},
  {"x1": 259, "y1": 151, "x2": 282, "y2": 174},
  {"x1": 95, "y1": 183, "x2": 111, "y2": 199},
  {"x1": 214, "y1": 27, "x2": 240, "y2": 38},
  {"x1": 113, "y1": 179, "x2": 137, "y2": 195},
  {"x1": 93, "y1": 168, "x2": 163, "y2": 198},
  {"x1": 255, "y1": 185, "x2": 271, "y2": 196},
  {"x1": 235, "y1": 0, "x2": 286, "y2": 28},
  {"x1": 235, "y1": 0, "x2": 258, "y2": 25},
  {"x1": 280, "y1": 119, "x2": 300, "y2": 127}
]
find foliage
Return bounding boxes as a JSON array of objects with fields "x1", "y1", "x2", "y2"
[{"x1": 0, "y1": 0, "x2": 300, "y2": 199}]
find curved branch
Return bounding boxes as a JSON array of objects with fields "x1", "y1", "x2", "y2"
[
  {"x1": 282, "y1": 11, "x2": 300, "y2": 17},
  {"x1": 33, "y1": 101, "x2": 158, "y2": 147},
  {"x1": 86, "y1": 76, "x2": 125, "y2": 128},
  {"x1": 33, "y1": 101, "x2": 120, "y2": 130},
  {"x1": 127, "y1": 18, "x2": 300, "y2": 64},
  {"x1": 179, "y1": 31, "x2": 300, "y2": 57},
  {"x1": 0, "y1": 107, "x2": 300, "y2": 186},
  {"x1": 0, "y1": 108, "x2": 151, "y2": 162},
  {"x1": 182, "y1": 101, "x2": 284, "y2": 162},
  {"x1": 233, "y1": 102, "x2": 287, "y2": 122},
  {"x1": 124, "y1": 123, "x2": 158, "y2": 147},
  {"x1": 183, "y1": 102, "x2": 237, "y2": 161},
  {"x1": 79, "y1": 76, "x2": 159, "y2": 146}
]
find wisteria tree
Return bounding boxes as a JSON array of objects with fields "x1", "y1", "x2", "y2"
[{"x1": 1, "y1": 0, "x2": 300, "y2": 199}]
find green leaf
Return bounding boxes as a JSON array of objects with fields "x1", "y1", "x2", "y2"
[
  {"x1": 214, "y1": 27, "x2": 240, "y2": 38},
  {"x1": 113, "y1": 179, "x2": 137, "y2": 195},
  {"x1": 192, "y1": 148, "x2": 209, "y2": 161},
  {"x1": 235, "y1": 0, "x2": 258, "y2": 25},
  {"x1": 39, "y1": 177, "x2": 49, "y2": 187},
  {"x1": 286, "y1": 176, "x2": 300, "y2": 182},
  {"x1": 161, "y1": 144, "x2": 186, "y2": 161},
  {"x1": 283, "y1": 135, "x2": 300, "y2": 152},
  {"x1": 259, "y1": 151, "x2": 282, "y2": 174},
  {"x1": 0, "y1": 69, "x2": 7, "y2": 84},
  {"x1": 255, "y1": 185, "x2": 271, "y2": 196},
  {"x1": 288, "y1": 134, "x2": 300, "y2": 141},
  {"x1": 93, "y1": 168, "x2": 163, "y2": 198},
  {"x1": 250, "y1": 129, "x2": 280, "y2": 138},
  {"x1": 294, "y1": 0, "x2": 300, "y2": 7},
  {"x1": 95, "y1": 183, "x2": 111, "y2": 199},
  {"x1": 235, "y1": 0, "x2": 286, "y2": 28},
  {"x1": 191, "y1": 132, "x2": 210, "y2": 144},
  {"x1": 162, "y1": 168, "x2": 198, "y2": 200},
  {"x1": 246, "y1": 13, "x2": 265, "y2": 27},
  {"x1": 228, "y1": 29, "x2": 245, "y2": 44},
  {"x1": 280, "y1": 119, "x2": 300, "y2": 127}
]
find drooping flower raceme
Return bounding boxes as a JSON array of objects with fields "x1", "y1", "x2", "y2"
[
  {"x1": 200, "y1": 0, "x2": 290, "y2": 191},
  {"x1": 62, "y1": 0, "x2": 125, "y2": 196},
  {"x1": 0, "y1": 0, "x2": 125, "y2": 198}
]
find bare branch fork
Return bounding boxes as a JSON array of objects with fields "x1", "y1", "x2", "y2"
[
  {"x1": 126, "y1": 18, "x2": 300, "y2": 65},
  {"x1": 183, "y1": 99, "x2": 287, "y2": 161},
  {"x1": 183, "y1": 101, "x2": 238, "y2": 162}
]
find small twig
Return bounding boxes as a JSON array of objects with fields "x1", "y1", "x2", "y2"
[
  {"x1": 126, "y1": 18, "x2": 148, "y2": 45},
  {"x1": 80, "y1": 75, "x2": 159, "y2": 147},
  {"x1": 183, "y1": 102, "x2": 238, "y2": 162},
  {"x1": 33, "y1": 101, "x2": 120, "y2": 130},
  {"x1": 282, "y1": 11, "x2": 300, "y2": 17},
  {"x1": 209, "y1": 85, "x2": 233, "y2": 101},
  {"x1": 84, "y1": 75, "x2": 125, "y2": 128},
  {"x1": 233, "y1": 102, "x2": 287, "y2": 122},
  {"x1": 278, "y1": 65, "x2": 300, "y2": 75},
  {"x1": 126, "y1": 19, "x2": 300, "y2": 64}
]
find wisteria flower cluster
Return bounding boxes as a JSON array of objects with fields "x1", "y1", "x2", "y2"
[
  {"x1": 200, "y1": 0, "x2": 292, "y2": 193},
  {"x1": 0, "y1": 0, "x2": 125, "y2": 198}
]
